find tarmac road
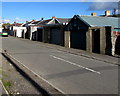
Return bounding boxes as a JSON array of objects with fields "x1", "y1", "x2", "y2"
[{"x1": 1, "y1": 36, "x2": 119, "y2": 95}]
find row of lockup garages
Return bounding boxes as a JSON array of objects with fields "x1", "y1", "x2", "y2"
[{"x1": 10, "y1": 15, "x2": 120, "y2": 56}]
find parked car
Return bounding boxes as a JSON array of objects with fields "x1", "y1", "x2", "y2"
[{"x1": 1, "y1": 31, "x2": 8, "y2": 37}]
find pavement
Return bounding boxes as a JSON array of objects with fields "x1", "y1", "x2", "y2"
[
  {"x1": 0, "y1": 53, "x2": 9, "y2": 96},
  {"x1": 17, "y1": 36, "x2": 119, "y2": 65},
  {"x1": 1, "y1": 36, "x2": 119, "y2": 95}
]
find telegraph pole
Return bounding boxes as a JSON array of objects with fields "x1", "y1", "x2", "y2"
[
  {"x1": 2, "y1": 17, "x2": 4, "y2": 24},
  {"x1": 112, "y1": 8, "x2": 116, "y2": 15}
]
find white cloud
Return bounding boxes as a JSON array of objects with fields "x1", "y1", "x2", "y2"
[
  {"x1": 0, "y1": 17, "x2": 10, "y2": 23},
  {"x1": 87, "y1": 2, "x2": 119, "y2": 11},
  {"x1": 14, "y1": 17, "x2": 25, "y2": 22},
  {"x1": 0, "y1": 17, "x2": 26, "y2": 23},
  {"x1": 0, "y1": 19, "x2": 10, "y2": 23},
  {"x1": 4, "y1": 19, "x2": 10, "y2": 23}
]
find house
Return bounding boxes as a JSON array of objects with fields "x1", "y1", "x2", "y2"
[
  {"x1": 28, "y1": 17, "x2": 63, "y2": 42},
  {"x1": 10, "y1": 22, "x2": 27, "y2": 37},
  {"x1": 65, "y1": 15, "x2": 120, "y2": 56},
  {"x1": 22, "y1": 16, "x2": 71, "y2": 44},
  {"x1": 30, "y1": 18, "x2": 50, "y2": 41},
  {"x1": 22, "y1": 19, "x2": 50, "y2": 40},
  {"x1": 23, "y1": 19, "x2": 36, "y2": 27},
  {"x1": 100, "y1": 10, "x2": 120, "y2": 17},
  {"x1": 11, "y1": 22, "x2": 23, "y2": 27},
  {"x1": 12, "y1": 26, "x2": 27, "y2": 37},
  {"x1": 22, "y1": 19, "x2": 38, "y2": 39},
  {"x1": 0, "y1": 23, "x2": 3, "y2": 33}
]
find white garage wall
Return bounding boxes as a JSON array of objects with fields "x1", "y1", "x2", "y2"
[
  {"x1": 30, "y1": 26, "x2": 38, "y2": 40},
  {"x1": 0, "y1": 28, "x2": 2, "y2": 32},
  {"x1": 13, "y1": 26, "x2": 26, "y2": 37}
]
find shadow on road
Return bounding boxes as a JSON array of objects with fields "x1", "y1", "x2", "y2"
[{"x1": 2, "y1": 52, "x2": 51, "y2": 96}]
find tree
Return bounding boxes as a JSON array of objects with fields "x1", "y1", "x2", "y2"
[{"x1": 2, "y1": 23, "x2": 10, "y2": 27}]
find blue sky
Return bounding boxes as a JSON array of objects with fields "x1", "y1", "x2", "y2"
[{"x1": 1, "y1": 2, "x2": 119, "y2": 23}]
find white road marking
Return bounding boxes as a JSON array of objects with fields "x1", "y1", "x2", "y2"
[
  {"x1": 50, "y1": 55, "x2": 101, "y2": 74},
  {"x1": 57, "y1": 50, "x2": 93, "y2": 60},
  {"x1": 56, "y1": 50, "x2": 63, "y2": 53},
  {"x1": 52, "y1": 53, "x2": 68, "y2": 59},
  {"x1": 56, "y1": 50, "x2": 118, "y2": 65}
]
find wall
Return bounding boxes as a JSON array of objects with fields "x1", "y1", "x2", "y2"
[
  {"x1": 111, "y1": 28, "x2": 120, "y2": 55},
  {"x1": 0, "y1": 28, "x2": 3, "y2": 32},
  {"x1": 30, "y1": 26, "x2": 38, "y2": 40},
  {"x1": 13, "y1": 26, "x2": 26, "y2": 38}
]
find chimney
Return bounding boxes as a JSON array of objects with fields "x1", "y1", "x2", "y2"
[
  {"x1": 26, "y1": 21, "x2": 28, "y2": 23},
  {"x1": 52, "y1": 16, "x2": 56, "y2": 19},
  {"x1": 32, "y1": 19, "x2": 36, "y2": 22},
  {"x1": 41, "y1": 18, "x2": 44, "y2": 20},
  {"x1": 14, "y1": 21, "x2": 16, "y2": 26},
  {"x1": 91, "y1": 13, "x2": 97, "y2": 16},
  {"x1": 105, "y1": 10, "x2": 110, "y2": 16}
]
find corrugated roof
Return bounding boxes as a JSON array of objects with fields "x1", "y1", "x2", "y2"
[{"x1": 77, "y1": 15, "x2": 120, "y2": 28}]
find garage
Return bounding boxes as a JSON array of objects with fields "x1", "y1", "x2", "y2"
[
  {"x1": 115, "y1": 36, "x2": 120, "y2": 55},
  {"x1": 50, "y1": 28, "x2": 61, "y2": 45},
  {"x1": 32, "y1": 31, "x2": 37, "y2": 41},
  {"x1": 25, "y1": 26, "x2": 31, "y2": 39},
  {"x1": 70, "y1": 30, "x2": 86, "y2": 50},
  {"x1": 37, "y1": 28, "x2": 43, "y2": 42},
  {"x1": 14, "y1": 30, "x2": 17, "y2": 37},
  {"x1": 22, "y1": 30, "x2": 24, "y2": 38},
  {"x1": 92, "y1": 29, "x2": 100, "y2": 53}
]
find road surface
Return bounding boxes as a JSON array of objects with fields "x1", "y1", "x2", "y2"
[{"x1": 1, "y1": 36, "x2": 119, "y2": 95}]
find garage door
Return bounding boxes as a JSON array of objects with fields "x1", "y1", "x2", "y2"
[
  {"x1": 50, "y1": 28, "x2": 61, "y2": 45},
  {"x1": 71, "y1": 30, "x2": 86, "y2": 50},
  {"x1": 37, "y1": 29, "x2": 43, "y2": 42},
  {"x1": 115, "y1": 36, "x2": 120, "y2": 55}
]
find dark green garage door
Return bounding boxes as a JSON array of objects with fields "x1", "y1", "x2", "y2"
[
  {"x1": 50, "y1": 28, "x2": 61, "y2": 45},
  {"x1": 37, "y1": 29, "x2": 43, "y2": 42},
  {"x1": 115, "y1": 36, "x2": 120, "y2": 55},
  {"x1": 71, "y1": 30, "x2": 86, "y2": 50}
]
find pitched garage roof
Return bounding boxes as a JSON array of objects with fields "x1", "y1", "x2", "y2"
[
  {"x1": 77, "y1": 15, "x2": 120, "y2": 28},
  {"x1": 56, "y1": 18, "x2": 71, "y2": 24}
]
